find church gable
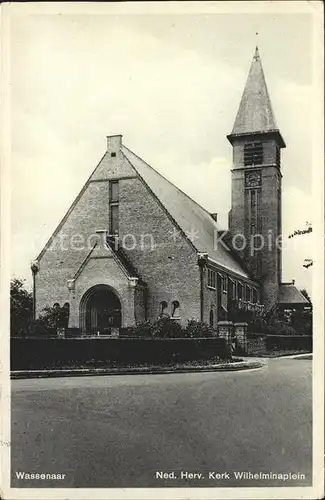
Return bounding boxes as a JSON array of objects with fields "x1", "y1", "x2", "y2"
[
  {"x1": 34, "y1": 136, "x2": 139, "y2": 314},
  {"x1": 34, "y1": 134, "x2": 200, "y2": 319},
  {"x1": 90, "y1": 135, "x2": 135, "y2": 181}
]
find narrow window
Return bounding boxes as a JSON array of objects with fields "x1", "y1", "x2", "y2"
[
  {"x1": 109, "y1": 181, "x2": 119, "y2": 235},
  {"x1": 160, "y1": 301, "x2": 168, "y2": 317},
  {"x1": 111, "y1": 152, "x2": 116, "y2": 158},
  {"x1": 245, "y1": 285, "x2": 251, "y2": 302},
  {"x1": 62, "y1": 302, "x2": 70, "y2": 328},
  {"x1": 223, "y1": 276, "x2": 228, "y2": 293},
  {"x1": 252, "y1": 288, "x2": 258, "y2": 303},
  {"x1": 209, "y1": 309, "x2": 214, "y2": 327},
  {"x1": 110, "y1": 205, "x2": 119, "y2": 235},
  {"x1": 208, "y1": 269, "x2": 216, "y2": 289},
  {"x1": 110, "y1": 180, "x2": 119, "y2": 203},
  {"x1": 238, "y1": 282, "x2": 243, "y2": 300},
  {"x1": 229, "y1": 279, "x2": 236, "y2": 299},
  {"x1": 171, "y1": 300, "x2": 180, "y2": 317}
]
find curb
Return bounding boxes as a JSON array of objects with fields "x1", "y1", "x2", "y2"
[
  {"x1": 282, "y1": 353, "x2": 312, "y2": 360},
  {"x1": 245, "y1": 351, "x2": 312, "y2": 359},
  {"x1": 10, "y1": 360, "x2": 265, "y2": 379}
]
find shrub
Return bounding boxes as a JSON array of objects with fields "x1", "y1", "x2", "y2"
[
  {"x1": 26, "y1": 319, "x2": 55, "y2": 337},
  {"x1": 265, "y1": 335, "x2": 312, "y2": 352},
  {"x1": 11, "y1": 337, "x2": 231, "y2": 370},
  {"x1": 291, "y1": 309, "x2": 313, "y2": 336},
  {"x1": 119, "y1": 326, "x2": 138, "y2": 337},
  {"x1": 152, "y1": 318, "x2": 184, "y2": 338},
  {"x1": 132, "y1": 320, "x2": 155, "y2": 338},
  {"x1": 264, "y1": 320, "x2": 296, "y2": 336},
  {"x1": 119, "y1": 318, "x2": 214, "y2": 339},
  {"x1": 184, "y1": 320, "x2": 214, "y2": 338}
]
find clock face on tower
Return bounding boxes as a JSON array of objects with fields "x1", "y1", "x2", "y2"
[{"x1": 245, "y1": 170, "x2": 261, "y2": 188}]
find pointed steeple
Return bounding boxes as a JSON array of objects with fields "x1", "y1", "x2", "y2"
[{"x1": 228, "y1": 47, "x2": 285, "y2": 146}]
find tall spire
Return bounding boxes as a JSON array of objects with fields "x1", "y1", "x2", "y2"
[{"x1": 230, "y1": 46, "x2": 281, "y2": 138}]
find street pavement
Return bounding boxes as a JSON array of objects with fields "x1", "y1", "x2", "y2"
[{"x1": 10, "y1": 357, "x2": 312, "y2": 488}]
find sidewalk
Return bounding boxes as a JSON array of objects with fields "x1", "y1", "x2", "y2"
[{"x1": 11, "y1": 358, "x2": 266, "y2": 379}]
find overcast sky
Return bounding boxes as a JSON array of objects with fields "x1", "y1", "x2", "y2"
[{"x1": 9, "y1": 3, "x2": 318, "y2": 295}]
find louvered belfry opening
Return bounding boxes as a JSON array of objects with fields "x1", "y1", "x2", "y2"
[{"x1": 244, "y1": 142, "x2": 263, "y2": 166}]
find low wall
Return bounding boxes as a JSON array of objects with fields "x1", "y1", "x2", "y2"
[
  {"x1": 264, "y1": 335, "x2": 312, "y2": 352},
  {"x1": 11, "y1": 337, "x2": 230, "y2": 370},
  {"x1": 247, "y1": 334, "x2": 312, "y2": 356}
]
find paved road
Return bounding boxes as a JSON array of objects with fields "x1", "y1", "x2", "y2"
[{"x1": 11, "y1": 357, "x2": 312, "y2": 488}]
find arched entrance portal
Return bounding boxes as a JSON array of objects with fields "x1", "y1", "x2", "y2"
[{"x1": 80, "y1": 285, "x2": 121, "y2": 335}]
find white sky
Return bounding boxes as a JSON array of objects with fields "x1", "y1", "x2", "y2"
[{"x1": 8, "y1": 3, "x2": 318, "y2": 295}]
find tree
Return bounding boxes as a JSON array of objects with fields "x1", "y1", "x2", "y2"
[
  {"x1": 300, "y1": 288, "x2": 312, "y2": 304},
  {"x1": 10, "y1": 278, "x2": 33, "y2": 336},
  {"x1": 38, "y1": 304, "x2": 69, "y2": 330}
]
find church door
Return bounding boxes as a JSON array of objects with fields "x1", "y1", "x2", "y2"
[{"x1": 84, "y1": 286, "x2": 121, "y2": 335}]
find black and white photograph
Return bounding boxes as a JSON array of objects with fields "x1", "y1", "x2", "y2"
[{"x1": 1, "y1": 1, "x2": 324, "y2": 499}]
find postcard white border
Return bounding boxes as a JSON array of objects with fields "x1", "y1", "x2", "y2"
[{"x1": 1, "y1": 2, "x2": 324, "y2": 500}]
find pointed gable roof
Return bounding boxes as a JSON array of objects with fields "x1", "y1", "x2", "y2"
[
  {"x1": 122, "y1": 146, "x2": 253, "y2": 280},
  {"x1": 229, "y1": 47, "x2": 285, "y2": 147}
]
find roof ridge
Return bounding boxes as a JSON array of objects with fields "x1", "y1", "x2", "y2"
[
  {"x1": 36, "y1": 151, "x2": 108, "y2": 262},
  {"x1": 121, "y1": 145, "x2": 220, "y2": 229},
  {"x1": 121, "y1": 144, "x2": 252, "y2": 280},
  {"x1": 121, "y1": 147, "x2": 199, "y2": 254}
]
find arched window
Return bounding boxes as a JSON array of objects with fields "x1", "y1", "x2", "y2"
[
  {"x1": 209, "y1": 309, "x2": 214, "y2": 327},
  {"x1": 160, "y1": 301, "x2": 168, "y2": 318},
  {"x1": 62, "y1": 302, "x2": 70, "y2": 328},
  {"x1": 53, "y1": 303, "x2": 60, "y2": 310},
  {"x1": 171, "y1": 300, "x2": 180, "y2": 317}
]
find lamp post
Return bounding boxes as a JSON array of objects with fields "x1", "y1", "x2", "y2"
[{"x1": 30, "y1": 261, "x2": 39, "y2": 321}]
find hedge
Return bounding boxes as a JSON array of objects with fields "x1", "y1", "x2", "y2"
[
  {"x1": 11, "y1": 337, "x2": 230, "y2": 370},
  {"x1": 264, "y1": 335, "x2": 312, "y2": 352}
]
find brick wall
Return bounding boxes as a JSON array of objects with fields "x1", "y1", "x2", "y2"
[
  {"x1": 35, "y1": 180, "x2": 115, "y2": 315},
  {"x1": 202, "y1": 267, "x2": 218, "y2": 327},
  {"x1": 118, "y1": 176, "x2": 201, "y2": 324},
  {"x1": 229, "y1": 138, "x2": 282, "y2": 310},
  {"x1": 35, "y1": 142, "x2": 201, "y2": 327}
]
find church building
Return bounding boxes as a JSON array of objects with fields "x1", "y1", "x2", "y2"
[{"x1": 32, "y1": 47, "x2": 309, "y2": 334}]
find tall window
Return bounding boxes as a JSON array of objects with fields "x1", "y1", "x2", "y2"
[
  {"x1": 208, "y1": 269, "x2": 216, "y2": 289},
  {"x1": 109, "y1": 181, "x2": 119, "y2": 235},
  {"x1": 171, "y1": 300, "x2": 180, "y2": 317},
  {"x1": 229, "y1": 279, "x2": 236, "y2": 299},
  {"x1": 159, "y1": 301, "x2": 168, "y2": 317},
  {"x1": 238, "y1": 282, "x2": 243, "y2": 300},
  {"x1": 222, "y1": 276, "x2": 228, "y2": 293},
  {"x1": 245, "y1": 285, "x2": 251, "y2": 302},
  {"x1": 244, "y1": 142, "x2": 263, "y2": 166},
  {"x1": 209, "y1": 309, "x2": 214, "y2": 327}
]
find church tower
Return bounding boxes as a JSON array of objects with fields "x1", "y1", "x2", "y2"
[{"x1": 227, "y1": 47, "x2": 286, "y2": 309}]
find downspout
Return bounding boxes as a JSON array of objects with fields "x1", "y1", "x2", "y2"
[
  {"x1": 198, "y1": 253, "x2": 208, "y2": 323},
  {"x1": 199, "y1": 266, "x2": 204, "y2": 322}
]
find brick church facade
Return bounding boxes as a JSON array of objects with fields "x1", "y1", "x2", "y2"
[{"x1": 32, "y1": 48, "x2": 309, "y2": 334}]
